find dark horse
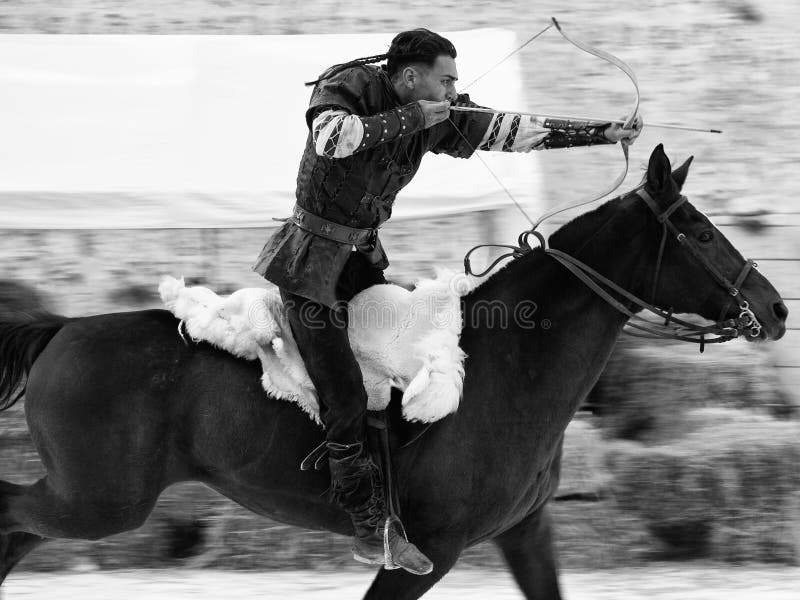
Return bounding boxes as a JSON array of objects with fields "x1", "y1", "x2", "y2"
[{"x1": 0, "y1": 145, "x2": 788, "y2": 599}]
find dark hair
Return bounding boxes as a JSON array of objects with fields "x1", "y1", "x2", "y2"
[{"x1": 305, "y1": 29, "x2": 457, "y2": 86}]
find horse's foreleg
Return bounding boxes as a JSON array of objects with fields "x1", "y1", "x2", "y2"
[
  {"x1": 362, "y1": 536, "x2": 463, "y2": 600},
  {"x1": 0, "y1": 532, "x2": 46, "y2": 586},
  {"x1": 493, "y1": 505, "x2": 562, "y2": 600}
]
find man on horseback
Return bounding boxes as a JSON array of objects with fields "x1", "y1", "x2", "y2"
[{"x1": 253, "y1": 28, "x2": 641, "y2": 574}]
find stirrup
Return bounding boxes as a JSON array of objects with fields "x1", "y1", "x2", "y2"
[
  {"x1": 382, "y1": 516, "x2": 402, "y2": 569},
  {"x1": 382, "y1": 516, "x2": 433, "y2": 575},
  {"x1": 351, "y1": 517, "x2": 430, "y2": 574}
]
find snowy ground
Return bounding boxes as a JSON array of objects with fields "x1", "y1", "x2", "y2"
[{"x1": 4, "y1": 565, "x2": 800, "y2": 600}]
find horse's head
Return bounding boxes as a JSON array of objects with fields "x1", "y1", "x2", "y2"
[{"x1": 635, "y1": 144, "x2": 787, "y2": 341}]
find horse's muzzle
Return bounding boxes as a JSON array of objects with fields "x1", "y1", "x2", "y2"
[{"x1": 749, "y1": 300, "x2": 788, "y2": 342}]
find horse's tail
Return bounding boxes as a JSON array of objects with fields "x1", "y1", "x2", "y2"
[{"x1": 0, "y1": 312, "x2": 69, "y2": 411}]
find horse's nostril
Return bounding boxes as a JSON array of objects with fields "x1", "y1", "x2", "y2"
[{"x1": 773, "y1": 301, "x2": 789, "y2": 321}]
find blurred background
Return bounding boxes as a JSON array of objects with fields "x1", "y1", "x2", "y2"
[{"x1": 0, "y1": 1, "x2": 798, "y2": 598}]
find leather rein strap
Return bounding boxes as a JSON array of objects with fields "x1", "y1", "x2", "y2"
[
  {"x1": 545, "y1": 248, "x2": 750, "y2": 351},
  {"x1": 464, "y1": 189, "x2": 762, "y2": 350}
]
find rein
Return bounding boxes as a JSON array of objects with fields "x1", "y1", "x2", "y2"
[{"x1": 464, "y1": 189, "x2": 762, "y2": 351}]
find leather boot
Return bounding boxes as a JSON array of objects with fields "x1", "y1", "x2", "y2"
[{"x1": 327, "y1": 441, "x2": 433, "y2": 575}]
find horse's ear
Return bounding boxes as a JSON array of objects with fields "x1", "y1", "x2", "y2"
[
  {"x1": 671, "y1": 155, "x2": 694, "y2": 192},
  {"x1": 646, "y1": 143, "x2": 672, "y2": 195}
]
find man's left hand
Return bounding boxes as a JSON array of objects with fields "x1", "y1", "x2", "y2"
[{"x1": 604, "y1": 114, "x2": 643, "y2": 144}]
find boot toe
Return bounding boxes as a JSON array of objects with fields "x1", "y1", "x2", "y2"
[
  {"x1": 390, "y1": 542, "x2": 434, "y2": 575},
  {"x1": 386, "y1": 526, "x2": 433, "y2": 575}
]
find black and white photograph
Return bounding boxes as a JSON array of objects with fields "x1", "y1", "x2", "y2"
[{"x1": 0, "y1": 1, "x2": 798, "y2": 598}]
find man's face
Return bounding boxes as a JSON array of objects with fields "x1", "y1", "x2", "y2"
[{"x1": 408, "y1": 55, "x2": 459, "y2": 103}]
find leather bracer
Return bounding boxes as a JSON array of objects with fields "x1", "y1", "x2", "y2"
[{"x1": 542, "y1": 118, "x2": 613, "y2": 149}]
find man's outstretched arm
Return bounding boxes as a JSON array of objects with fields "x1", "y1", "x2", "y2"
[
  {"x1": 429, "y1": 94, "x2": 641, "y2": 158},
  {"x1": 476, "y1": 111, "x2": 642, "y2": 152}
]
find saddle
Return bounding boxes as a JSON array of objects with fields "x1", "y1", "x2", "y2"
[{"x1": 158, "y1": 269, "x2": 477, "y2": 424}]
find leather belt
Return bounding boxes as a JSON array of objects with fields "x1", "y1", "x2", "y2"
[{"x1": 288, "y1": 204, "x2": 378, "y2": 247}]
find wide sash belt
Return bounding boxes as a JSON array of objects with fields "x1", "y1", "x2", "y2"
[{"x1": 288, "y1": 204, "x2": 378, "y2": 246}]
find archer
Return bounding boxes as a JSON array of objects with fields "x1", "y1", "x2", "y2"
[{"x1": 252, "y1": 27, "x2": 641, "y2": 574}]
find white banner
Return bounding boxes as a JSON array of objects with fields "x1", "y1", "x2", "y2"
[{"x1": 0, "y1": 31, "x2": 541, "y2": 228}]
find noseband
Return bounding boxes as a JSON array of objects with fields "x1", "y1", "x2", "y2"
[{"x1": 463, "y1": 188, "x2": 763, "y2": 350}]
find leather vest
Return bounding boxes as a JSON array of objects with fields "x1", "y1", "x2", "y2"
[{"x1": 253, "y1": 65, "x2": 492, "y2": 307}]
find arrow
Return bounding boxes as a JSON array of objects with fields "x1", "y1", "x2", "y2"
[{"x1": 449, "y1": 105, "x2": 722, "y2": 134}]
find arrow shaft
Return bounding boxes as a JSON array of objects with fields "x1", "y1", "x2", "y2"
[{"x1": 449, "y1": 105, "x2": 722, "y2": 134}]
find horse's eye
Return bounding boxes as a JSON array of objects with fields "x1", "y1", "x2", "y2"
[{"x1": 698, "y1": 230, "x2": 714, "y2": 243}]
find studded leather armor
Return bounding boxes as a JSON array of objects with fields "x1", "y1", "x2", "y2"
[{"x1": 253, "y1": 64, "x2": 492, "y2": 307}]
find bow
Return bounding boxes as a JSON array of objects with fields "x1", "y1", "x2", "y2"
[
  {"x1": 551, "y1": 18, "x2": 640, "y2": 130},
  {"x1": 455, "y1": 18, "x2": 644, "y2": 228},
  {"x1": 454, "y1": 19, "x2": 721, "y2": 232},
  {"x1": 533, "y1": 17, "x2": 639, "y2": 227}
]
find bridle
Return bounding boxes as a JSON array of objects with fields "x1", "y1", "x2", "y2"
[
  {"x1": 447, "y1": 20, "x2": 755, "y2": 350},
  {"x1": 464, "y1": 188, "x2": 763, "y2": 352},
  {"x1": 635, "y1": 189, "x2": 761, "y2": 336}
]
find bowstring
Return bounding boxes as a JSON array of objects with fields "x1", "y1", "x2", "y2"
[
  {"x1": 446, "y1": 118, "x2": 534, "y2": 227},
  {"x1": 452, "y1": 18, "x2": 639, "y2": 235},
  {"x1": 529, "y1": 143, "x2": 630, "y2": 230},
  {"x1": 451, "y1": 21, "x2": 558, "y2": 229},
  {"x1": 460, "y1": 23, "x2": 554, "y2": 93}
]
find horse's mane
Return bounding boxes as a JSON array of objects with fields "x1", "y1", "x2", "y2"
[
  {"x1": 545, "y1": 172, "x2": 651, "y2": 252},
  {"x1": 547, "y1": 195, "x2": 627, "y2": 251},
  {"x1": 465, "y1": 191, "x2": 635, "y2": 301}
]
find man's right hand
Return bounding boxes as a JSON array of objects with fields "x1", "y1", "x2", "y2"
[{"x1": 417, "y1": 100, "x2": 451, "y2": 128}]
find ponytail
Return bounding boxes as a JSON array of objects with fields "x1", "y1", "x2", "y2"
[
  {"x1": 304, "y1": 29, "x2": 456, "y2": 88},
  {"x1": 304, "y1": 53, "x2": 388, "y2": 87}
]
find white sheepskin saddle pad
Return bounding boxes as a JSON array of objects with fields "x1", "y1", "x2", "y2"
[{"x1": 158, "y1": 270, "x2": 476, "y2": 424}]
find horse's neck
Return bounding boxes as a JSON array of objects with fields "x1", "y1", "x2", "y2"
[{"x1": 461, "y1": 202, "x2": 648, "y2": 450}]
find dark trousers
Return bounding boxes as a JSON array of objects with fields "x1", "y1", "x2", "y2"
[{"x1": 280, "y1": 252, "x2": 386, "y2": 445}]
